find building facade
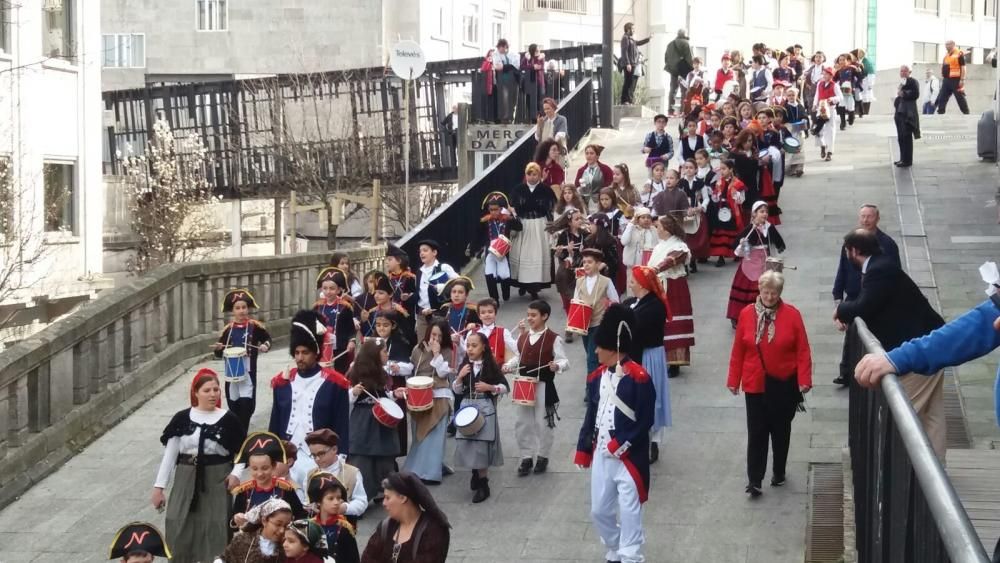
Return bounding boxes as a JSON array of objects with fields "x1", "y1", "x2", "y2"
[
  {"x1": 0, "y1": 0, "x2": 108, "y2": 341},
  {"x1": 101, "y1": 1, "x2": 519, "y2": 91}
]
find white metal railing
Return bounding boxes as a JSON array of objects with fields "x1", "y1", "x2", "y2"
[{"x1": 521, "y1": 0, "x2": 590, "y2": 14}]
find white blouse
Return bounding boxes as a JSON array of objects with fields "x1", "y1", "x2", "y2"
[{"x1": 154, "y1": 408, "x2": 230, "y2": 488}]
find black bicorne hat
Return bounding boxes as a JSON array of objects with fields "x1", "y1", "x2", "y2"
[
  {"x1": 290, "y1": 310, "x2": 326, "y2": 356},
  {"x1": 222, "y1": 288, "x2": 259, "y2": 312},
  {"x1": 316, "y1": 267, "x2": 348, "y2": 290},
  {"x1": 109, "y1": 522, "x2": 171, "y2": 559},
  {"x1": 372, "y1": 272, "x2": 393, "y2": 294},
  {"x1": 234, "y1": 431, "x2": 287, "y2": 465}
]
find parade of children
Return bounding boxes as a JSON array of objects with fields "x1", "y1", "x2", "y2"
[{"x1": 92, "y1": 35, "x2": 908, "y2": 563}]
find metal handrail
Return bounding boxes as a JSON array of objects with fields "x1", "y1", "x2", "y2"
[{"x1": 854, "y1": 318, "x2": 989, "y2": 562}]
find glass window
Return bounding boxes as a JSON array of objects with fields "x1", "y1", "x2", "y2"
[
  {"x1": 951, "y1": 0, "x2": 973, "y2": 15},
  {"x1": 914, "y1": 0, "x2": 938, "y2": 12},
  {"x1": 42, "y1": 0, "x2": 75, "y2": 60},
  {"x1": 986, "y1": 0, "x2": 997, "y2": 17},
  {"x1": 438, "y1": 6, "x2": 447, "y2": 35},
  {"x1": 0, "y1": 3, "x2": 10, "y2": 54},
  {"x1": 197, "y1": 0, "x2": 228, "y2": 31},
  {"x1": 913, "y1": 41, "x2": 939, "y2": 63},
  {"x1": 43, "y1": 162, "x2": 76, "y2": 234},
  {"x1": 462, "y1": 10, "x2": 480, "y2": 44},
  {"x1": 726, "y1": 0, "x2": 745, "y2": 24},
  {"x1": 102, "y1": 34, "x2": 146, "y2": 68}
]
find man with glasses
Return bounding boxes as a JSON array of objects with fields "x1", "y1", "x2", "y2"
[{"x1": 291, "y1": 428, "x2": 368, "y2": 523}]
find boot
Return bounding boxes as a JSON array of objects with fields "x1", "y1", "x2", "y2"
[
  {"x1": 839, "y1": 112, "x2": 846, "y2": 130},
  {"x1": 533, "y1": 456, "x2": 549, "y2": 474},
  {"x1": 715, "y1": 257, "x2": 725, "y2": 267},
  {"x1": 485, "y1": 275, "x2": 500, "y2": 302},
  {"x1": 668, "y1": 365, "x2": 680, "y2": 379},
  {"x1": 650, "y1": 442, "x2": 659, "y2": 464},
  {"x1": 518, "y1": 458, "x2": 534, "y2": 476},
  {"x1": 472, "y1": 478, "x2": 491, "y2": 503},
  {"x1": 470, "y1": 469, "x2": 480, "y2": 491},
  {"x1": 848, "y1": 111, "x2": 855, "y2": 126},
  {"x1": 501, "y1": 279, "x2": 511, "y2": 301},
  {"x1": 689, "y1": 261, "x2": 698, "y2": 273},
  {"x1": 820, "y1": 146, "x2": 827, "y2": 159},
  {"x1": 825, "y1": 152, "x2": 833, "y2": 162}
]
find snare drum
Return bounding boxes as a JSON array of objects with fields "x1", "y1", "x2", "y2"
[
  {"x1": 764, "y1": 257, "x2": 785, "y2": 273},
  {"x1": 782, "y1": 136, "x2": 802, "y2": 154},
  {"x1": 222, "y1": 347, "x2": 249, "y2": 383},
  {"x1": 489, "y1": 235, "x2": 511, "y2": 258},
  {"x1": 319, "y1": 331, "x2": 335, "y2": 367},
  {"x1": 372, "y1": 397, "x2": 404, "y2": 428},
  {"x1": 405, "y1": 376, "x2": 434, "y2": 412},
  {"x1": 512, "y1": 376, "x2": 538, "y2": 406},
  {"x1": 717, "y1": 207, "x2": 733, "y2": 223},
  {"x1": 566, "y1": 299, "x2": 593, "y2": 335},
  {"x1": 453, "y1": 405, "x2": 485, "y2": 437}
]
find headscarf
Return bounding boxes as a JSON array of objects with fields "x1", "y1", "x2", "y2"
[
  {"x1": 630, "y1": 266, "x2": 671, "y2": 320},
  {"x1": 753, "y1": 294, "x2": 780, "y2": 344},
  {"x1": 383, "y1": 471, "x2": 451, "y2": 529},
  {"x1": 244, "y1": 498, "x2": 291, "y2": 526},
  {"x1": 287, "y1": 519, "x2": 329, "y2": 556},
  {"x1": 189, "y1": 368, "x2": 221, "y2": 408}
]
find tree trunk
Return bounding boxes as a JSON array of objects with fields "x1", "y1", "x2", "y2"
[{"x1": 325, "y1": 200, "x2": 338, "y2": 249}]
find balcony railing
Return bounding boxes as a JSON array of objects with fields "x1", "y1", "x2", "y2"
[{"x1": 521, "y1": 0, "x2": 590, "y2": 14}]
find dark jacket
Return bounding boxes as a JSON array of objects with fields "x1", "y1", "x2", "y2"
[
  {"x1": 664, "y1": 35, "x2": 693, "y2": 75},
  {"x1": 269, "y1": 367, "x2": 352, "y2": 455},
  {"x1": 832, "y1": 228, "x2": 900, "y2": 301},
  {"x1": 619, "y1": 34, "x2": 649, "y2": 70},
  {"x1": 835, "y1": 255, "x2": 945, "y2": 350},
  {"x1": 623, "y1": 294, "x2": 667, "y2": 357},
  {"x1": 894, "y1": 76, "x2": 921, "y2": 136}
]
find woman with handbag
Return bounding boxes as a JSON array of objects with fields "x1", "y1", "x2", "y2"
[{"x1": 727, "y1": 271, "x2": 812, "y2": 499}]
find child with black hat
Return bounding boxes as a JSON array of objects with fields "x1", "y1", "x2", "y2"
[
  {"x1": 230, "y1": 431, "x2": 306, "y2": 527},
  {"x1": 385, "y1": 243, "x2": 418, "y2": 316},
  {"x1": 109, "y1": 522, "x2": 170, "y2": 563},
  {"x1": 362, "y1": 272, "x2": 416, "y2": 346},
  {"x1": 313, "y1": 266, "x2": 358, "y2": 373},
  {"x1": 306, "y1": 472, "x2": 360, "y2": 563},
  {"x1": 479, "y1": 191, "x2": 520, "y2": 303},
  {"x1": 574, "y1": 304, "x2": 655, "y2": 563},
  {"x1": 415, "y1": 239, "x2": 458, "y2": 341},
  {"x1": 269, "y1": 310, "x2": 352, "y2": 459},
  {"x1": 213, "y1": 288, "x2": 271, "y2": 431}
]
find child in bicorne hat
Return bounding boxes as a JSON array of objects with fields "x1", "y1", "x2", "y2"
[
  {"x1": 108, "y1": 522, "x2": 170, "y2": 563},
  {"x1": 213, "y1": 288, "x2": 271, "y2": 431}
]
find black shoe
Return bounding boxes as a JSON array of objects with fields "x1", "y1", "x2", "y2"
[
  {"x1": 650, "y1": 442, "x2": 659, "y2": 464},
  {"x1": 894, "y1": 161, "x2": 912, "y2": 168},
  {"x1": 832, "y1": 376, "x2": 848, "y2": 386},
  {"x1": 530, "y1": 293, "x2": 539, "y2": 301},
  {"x1": 697, "y1": 258, "x2": 708, "y2": 264},
  {"x1": 447, "y1": 425, "x2": 456, "y2": 437},
  {"x1": 534, "y1": 457, "x2": 549, "y2": 474},
  {"x1": 771, "y1": 475, "x2": 786, "y2": 487},
  {"x1": 731, "y1": 319, "x2": 738, "y2": 329},
  {"x1": 689, "y1": 262, "x2": 698, "y2": 273},
  {"x1": 442, "y1": 464, "x2": 455, "y2": 476},
  {"x1": 472, "y1": 479, "x2": 491, "y2": 503},
  {"x1": 715, "y1": 257, "x2": 725, "y2": 267},
  {"x1": 667, "y1": 365, "x2": 680, "y2": 379},
  {"x1": 820, "y1": 146, "x2": 827, "y2": 159},
  {"x1": 518, "y1": 287, "x2": 527, "y2": 297},
  {"x1": 421, "y1": 479, "x2": 441, "y2": 486},
  {"x1": 746, "y1": 484, "x2": 762, "y2": 498},
  {"x1": 470, "y1": 470, "x2": 480, "y2": 491},
  {"x1": 518, "y1": 458, "x2": 534, "y2": 476}
]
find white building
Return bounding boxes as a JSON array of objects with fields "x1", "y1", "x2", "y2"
[
  {"x1": 0, "y1": 0, "x2": 108, "y2": 340},
  {"x1": 391, "y1": 0, "x2": 520, "y2": 63}
]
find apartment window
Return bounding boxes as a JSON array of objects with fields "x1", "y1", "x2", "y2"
[
  {"x1": 782, "y1": 0, "x2": 813, "y2": 32},
  {"x1": 951, "y1": 0, "x2": 973, "y2": 15},
  {"x1": 750, "y1": 0, "x2": 779, "y2": 28},
  {"x1": 726, "y1": 0, "x2": 745, "y2": 24},
  {"x1": 438, "y1": 6, "x2": 447, "y2": 35},
  {"x1": 491, "y1": 11, "x2": 505, "y2": 47},
  {"x1": 914, "y1": 0, "x2": 938, "y2": 12},
  {"x1": 0, "y1": 3, "x2": 10, "y2": 55},
  {"x1": 102, "y1": 34, "x2": 146, "y2": 68},
  {"x1": 43, "y1": 162, "x2": 75, "y2": 234},
  {"x1": 42, "y1": 0, "x2": 75, "y2": 60},
  {"x1": 197, "y1": 0, "x2": 228, "y2": 31},
  {"x1": 913, "y1": 41, "x2": 939, "y2": 63},
  {"x1": 986, "y1": 0, "x2": 997, "y2": 17},
  {"x1": 462, "y1": 7, "x2": 480, "y2": 45}
]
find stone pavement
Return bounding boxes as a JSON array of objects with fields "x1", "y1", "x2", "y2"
[{"x1": 0, "y1": 114, "x2": 914, "y2": 562}]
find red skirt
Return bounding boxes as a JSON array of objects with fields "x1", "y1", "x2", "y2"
[
  {"x1": 709, "y1": 227, "x2": 739, "y2": 258},
  {"x1": 760, "y1": 167, "x2": 782, "y2": 225},
  {"x1": 664, "y1": 277, "x2": 695, "y2": 352},
  {"x1": 686, "y1": 218, "x2": 711, "y2": 259},
  {"x1": 726, "y1": 265, "x2": 759, "y2": 321}
]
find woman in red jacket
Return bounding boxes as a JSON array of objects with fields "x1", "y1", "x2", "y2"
[
  {"x1": 574, "y1": 144, "x2": 614, "y2": 206},
  {"x1": 726, "y1": 270, "x2": 812, "y2": 498}
]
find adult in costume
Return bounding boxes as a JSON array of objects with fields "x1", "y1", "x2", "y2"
[
  {"x1": 361, "y1": 472, "x2": 451, "y2": 563},
  {"x1": 727, "y1": 202, "x2": 786, "y2": 326},
  {"x1": 152, "y1": 368, "x2": 245, "y2": 563},
  {"x1": 728, "y1": 271, "x2": 812, "y2": 497},
  {"x1": 509, "y1": 162, "x2": 556, "y2": 299},
  {"x1": 269, "y1": 310, "x2": 352, "y2": 456},
  {"x1": 623, "y1": 266, "x2": 670, "y2": 464},
  {"x1": 575, "y1": 144, "x2": 615, "y2": 204},
  {"x1": 650, "y1": 215, "x2": 695, "y2": 377},
  {"x1": 214, "y1": 288, "x2": 271, "y2": 431},
  {"x1": 575, "y1": 304, "x2": 655, "y2": 563},
  {"x1": 109, "y1": 522, "x2": 171, "y2": 562},
  {"x1": 893, "y1": 65, "x2": 920, "y2": 168}
]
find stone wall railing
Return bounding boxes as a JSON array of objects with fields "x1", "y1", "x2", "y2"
[{"x1": 0, "y1": 245, "x2": 385, "y2": 506}]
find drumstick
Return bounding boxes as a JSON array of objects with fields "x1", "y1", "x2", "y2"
[
  {"x1": 332, "y1": 348, "x2": 352, "y2": 362},
  {"x1": 525, "y1": 365, "x2": 548, "y2": 374}
]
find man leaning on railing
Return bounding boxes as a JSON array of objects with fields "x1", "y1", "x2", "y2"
[{"x1": 854, "y1": 261, "x2": 1000, "y2": 561}]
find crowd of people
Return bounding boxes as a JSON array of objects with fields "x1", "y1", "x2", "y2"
[{"x1": 102, "y1": 29, "x2": 997, "y2": 563}]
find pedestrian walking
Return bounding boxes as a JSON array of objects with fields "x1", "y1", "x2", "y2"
[
  {"x1": 664, "y1": 29, "x2": 694, "y2": 115},
  {"x1": 937, "y1": 40, "x2": 970, "y2": 114}
]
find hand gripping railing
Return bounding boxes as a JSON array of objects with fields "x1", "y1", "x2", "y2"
[{"x1": 850, "y1": 318, "x2": 989, "y2": 563}]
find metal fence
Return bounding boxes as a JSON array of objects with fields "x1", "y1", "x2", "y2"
[
  {"x1": 396, "y1": 78, "x2": 596, "y2": 271},
  {"x1": 847, "y1": 319, "x2": 990, "y2": 563}
]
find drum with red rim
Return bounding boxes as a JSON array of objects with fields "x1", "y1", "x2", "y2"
[
  {"x1": 489, "y1": 235, "x2": 511, "y2": 258},
  {"x1": 512, "y1": 376, "x2": 538, "y2": 407},
  {"x1": 566, "y1": 299, "x2": 593, "y2": 335},
  {"x1": 405, "y1": 376, "x2": 434, "y2": 412},
  {"x1": 319, "y1": 331, "x2": 335, "y2": 367},
  {"x1": 372, "y1": 397, "x2": 404, "y2": 428}
]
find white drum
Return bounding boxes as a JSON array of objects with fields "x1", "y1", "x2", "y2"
[{"x1": 222, "y1": 347, "x2": 249, "y2": 384}]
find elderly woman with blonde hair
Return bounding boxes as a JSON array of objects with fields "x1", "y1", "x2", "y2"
[{"x1": 727, "y1": 270, "x2": 812, "y2": 498}]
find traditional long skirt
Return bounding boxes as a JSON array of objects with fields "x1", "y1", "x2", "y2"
[
  {"x1": 727, "y1": 265, "x2": 760, "y2": 321},
  {"x1": 787, "y1": 131, "x2": 806, "y2": 174},
  {"x1": 664, "y1": 277, "x2": 695, "y2": 365},
  {"x1": 643, "y1": 345, "x2": 672, "y2": 442},
  {"x1": 510, "y1": 217, "x2": 552, "y2": 287},
  {"x1": 685, "y1": 216, "x2": 711, "y2": 260},
  {"x1": 759, "y1": 165, "x2": 782, "y2": 225},
  {"x1": 391, "y1": 375, "x2": 409, "y2": 455},
  {"x1": 707, "y1": 203, "x2": 740, "y2": 258},
  {"x1": 404, "y1": 398, "x2": 451, "y2": 482},
  {"x1": 165, "y1": 462, "x2": 232, "y2": 563},
  {"x1": 454, "y1": 398, "x2": 504, "y2": 470},
  {"x1": 613, "y1": 240, "x2": 627, "y2": 295},
  {"x1": 348, "y1": 401, "x2": 401, "y2": 500}
]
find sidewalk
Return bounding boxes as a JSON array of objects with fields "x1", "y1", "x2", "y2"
[{"x1": 0, "y1": 114, "x2": 916, "y2": 562}]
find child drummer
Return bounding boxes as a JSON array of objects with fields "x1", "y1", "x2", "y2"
[
  {"x1": 314, "y1": 267, "x2": 358, "y2": 373},
  {"x1": 435, "y1": 276, "x2": 480, "y2": 434},
  {"x1": 572, "y1": 249, "x2": 620, "y2": 378},
  {"x1": 507, "y1": 299, "x2": 569, "y2": 476},
  {"x1": 213, "y1": 288, "x2": 271, "y2": 431},
  {"x1": 372, "y1": 310, "x2": 415, "y2": 456},
  {"x1": 470, "y1": 298, "x2": 518, "y2": 366},
  {"x1": 479, "y1": 191, "x2": 520, "y2": 303}
]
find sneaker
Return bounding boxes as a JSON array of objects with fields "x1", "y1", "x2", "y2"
[
  {"x1": 517, "y1": 458, "x2": 534, "y2": 477},
  {"x1": 771, "y1": 475, "x2": 786, "y2": 487},
  {"x1": 533, "y1": 457, "x2": 549, "y2": 474},
  {"x1": 746, "y1": 484, "x2": 762, "y2": 498}
]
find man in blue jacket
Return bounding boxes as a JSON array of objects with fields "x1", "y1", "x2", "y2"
[{"x1": 575, "y1": 304, "x2": 655, "y2": 563}]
